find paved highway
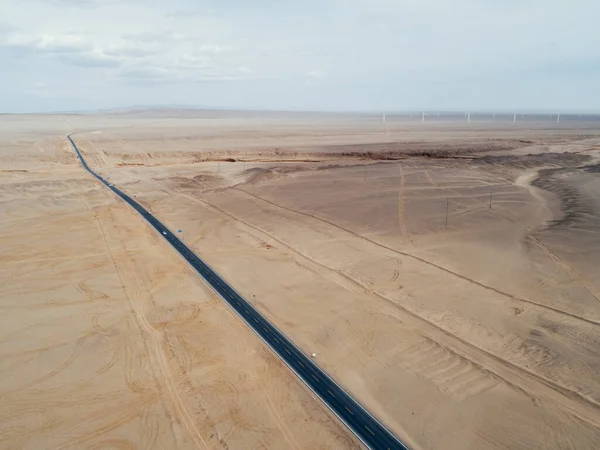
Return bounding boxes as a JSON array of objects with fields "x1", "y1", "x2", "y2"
[{"x1": 68, "y1": 134, "x2": 410, "y2": 450}]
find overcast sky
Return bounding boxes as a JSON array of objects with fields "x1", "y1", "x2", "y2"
[{"x1": 1, "y1": 0, "x2": 598, "y2": 112}]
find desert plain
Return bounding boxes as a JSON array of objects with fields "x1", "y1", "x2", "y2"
[{"x1": 1, "y1": 111, "x2": 600, "y2": 449}]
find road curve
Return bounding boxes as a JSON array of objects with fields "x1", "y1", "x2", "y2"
[{"x1": 68, "y1": 134, "x2": 410, "y2": 450}]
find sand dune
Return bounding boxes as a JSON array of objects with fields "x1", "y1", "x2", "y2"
[{"x1": 2, "y1": 112, "x2": 600, "y2": 449}]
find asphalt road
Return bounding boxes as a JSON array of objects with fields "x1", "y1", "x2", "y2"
[{"x1": 68, "y1": 135, "x2": 410, "y2": 450}]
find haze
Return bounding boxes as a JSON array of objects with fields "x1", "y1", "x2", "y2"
[{"x1": 1, "y1": 0, "x2": 599, "y2": 113}]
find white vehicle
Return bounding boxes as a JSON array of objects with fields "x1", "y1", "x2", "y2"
[{"x1": 162, "y1": 231, "x2": 167, "y2": 235}]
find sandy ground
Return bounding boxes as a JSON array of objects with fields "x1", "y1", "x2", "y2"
[
  {"x1": 2, "y1": 111, "x2": 600, "y2": 449},
  {"x1": 0, "y1": 116, "x2": 358, "y2": 450}
]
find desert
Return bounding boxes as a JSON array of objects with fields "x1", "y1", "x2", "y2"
[{"x1": 2, "y1": 111, "x2": 600, "y2": 449}]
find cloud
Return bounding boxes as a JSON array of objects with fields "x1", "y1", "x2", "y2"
[
  {"x1": 165, "y1": 9, "x2": 207, "y2": 19},
  {"x1": 0, "y1": 0, "x2": 599, "y2": 111},
  {"x1": 31, "y1": 0, "x2": 123, "y2": 8},
  {"x1": 103, "y1": 45, "x2": 159, "y2": 58},
  {"x1": 5, "y1": 33, "x2": 91, "y2": 54},
  {"x1": 308, "y1": 70, "x2": 325, "y2": 78},
  {"x1": 1, "y1": 31, "x2": 178, "y2": 69},
  {"x1": 0, "y1": 22, "x2": 16, "y2": 36},
  {"x1": 59, "y1": 52, "x2": 122, "y2": 68},
  {"x1": 2, "y1": 33, "x2": 126, "y2": 68},
  {"x1": 116, "y1": 66, "x2": 171, "y2": 81},
  {"x1": 0, "y1": 24, "x2": 249, "y2": 81},
  {"x1": 197, "y1": 44, "x2": 236, "y2": 55},
  {"x1": 121, "y1": 31, "x2": 185, "y2": 45}
]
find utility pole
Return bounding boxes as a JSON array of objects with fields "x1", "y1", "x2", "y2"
[
  {"x1": 445, "y1": 197, "x2": 449, "y2": 228},
  {"x1": 364, "y1": 165, "x2": 367, "y2": 182},
  {"x1": 489, "y1": 187, "x2": 493, "y2": 209}
]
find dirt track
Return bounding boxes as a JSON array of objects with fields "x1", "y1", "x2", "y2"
[{"x1": 2, "y1": 112, "x2": 600, "y2": 449}]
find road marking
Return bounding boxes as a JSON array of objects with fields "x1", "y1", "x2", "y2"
[
  {"x1": 298, "y1": 361, "x2": 304, "y2": 367},
  {"x1": 285, "y1": 349, "x2": 291, "y2": 354},
  {"x1": 327, "y1": 390, "x2": 335, "y2": 398},
  {"x1": 312, "y1": 374, "x2": 319, "y2": 381},
  {"x1": 365, "y1": 426, "x2": 375, "y2": 436},
  {"x1": 345, "y1": 407, "x2": 354, "y2": 415}
]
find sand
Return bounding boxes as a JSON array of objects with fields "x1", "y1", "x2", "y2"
[
  {"x1": 0, "y1": 116, "x2": 358, "y2": 450},
  {"x1": 2, "y1": 111, "x2": 600, "y2": 449}
]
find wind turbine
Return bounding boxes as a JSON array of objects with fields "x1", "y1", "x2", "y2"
[
  {"x1": 557, "y1": 112, "x2": 560, "y2": 124},
  {"x1": 422, "y1": 112, "x2": 426, "y2": 122},
  {"x1": 513, "y1": 113, "x2": 517, "y2": 123}
]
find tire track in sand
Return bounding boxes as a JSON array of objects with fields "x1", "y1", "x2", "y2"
[
  {"x1": 233, "y1": 187, "x2": 600, "y2": 327},
  {"x1": 106, "y1": 207, "x2": 210, "y2": 450},
  {"x1": 255, "y1": 368, "x2": 301, "y2": 450},
  {"x1": 5, "y1": 337, "x2": 85, "y2": 395},
  {"x1": 178, "y1": 189, "x2": 600, "y2": 428},
  {"x1": 424, "y1": 170, "x2": 439, "y2": 188},
  {"x1": 423, "y1": 168, "x2": 572, "y2": 296},
  {"x1": 397, "y1": 163, "x2": 413, "y2": 246},
  {"x1": 422, "y1": 168, "x2": 569, "y2": 293},
  {"x1": 428, "y1": 167, "x2": 600, "y2": 307},
  {"x1": 527, "y1": 230, "x2": 600, "y2": 305},
  {"x1": 81, "y1": 198, "x2": 208, "y2": 449}
]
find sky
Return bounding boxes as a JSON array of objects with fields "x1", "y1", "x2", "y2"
[{"x1": 0, "y1": 0, "x2": 599, "y2": 113}]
